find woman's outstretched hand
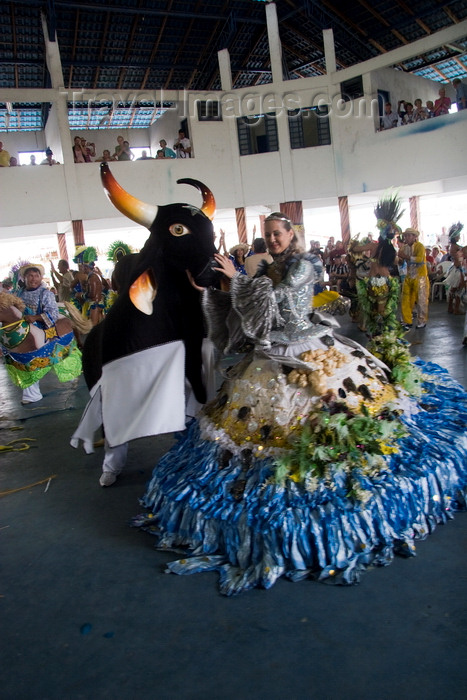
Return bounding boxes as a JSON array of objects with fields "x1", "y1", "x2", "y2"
[{"x1": 212, "y1": 253, "x2": 237, "y2": 279}]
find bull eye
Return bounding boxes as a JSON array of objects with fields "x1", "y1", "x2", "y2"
[{"x1": 169, "y1": 223, "x2": 191, "y2": 237}]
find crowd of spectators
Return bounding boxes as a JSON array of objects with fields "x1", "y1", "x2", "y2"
[
  {"x1": 0, "y1": 141, "x2": 61, "y2": 166},
  {"x1": 71, "y1": 132, "x2": 190, "y2": 163},
  {"x1": 0, "y1": 130, "x2": 193, "y2": 166},
  {"x1": 308, "y1": 232, "x2": 465, "y2": 332},
  {"x1": 379, "y1": 78, "x2": 467, "y2": 131}
]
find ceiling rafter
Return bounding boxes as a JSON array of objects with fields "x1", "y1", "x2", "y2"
[
  {"x1": 185, "y1": 0, "x2": 216, "y2": 90},
  {"x1": 117, "y1": 4, "x2": 143, "y2": 90},
  {"x1": 93, "y1": 11, "x2": 111, "y2": 90},
  {"x1": 68, "y1": 7, "x2": 80, "y2": 89},
  {"x1": 356, "y1": 0, "x2": 410, "y2": 46},
  {"x1": 163, "y1": 15, "x2": 196, "y2": 90},
  {"x1": 394, "y1": 0, "x2": 432, "y2": 35},
  {"x1": 282, "y1": 19, "x2": 347, "y2": 72},
  {"x1": 140, "y1": 0, "x2": 173, "y2": 91},
  {"x1": 10, "y1": 3, "x2": 18, "y2": 88},
  {"x1": 442, "y1": 5, "x2": 460, "y2": 24},
  {"x1": 229, "y1": 27, "x2": 268, "y2": 89}
]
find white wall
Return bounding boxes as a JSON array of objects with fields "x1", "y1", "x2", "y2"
[
  {"x1": 373, "y1": 67, "x2": 456, "y2": 109},
  {"x1": 149, "y1": 109, "x2": 183, "y2": 154},
  {"x1": 1, "y1": 131, "x2": 47, "y2": 160}
]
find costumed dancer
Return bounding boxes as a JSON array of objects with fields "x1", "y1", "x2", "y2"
[
  {"x1": 345, "y1": 236, "x2": 372, "y2": 329},
  {"x1": 444, "y1": 222, "x2": 465, "y2": 316},
  {"x1": 72, "y1": 246, "x2": 105, "y2": 326},
  {"x1": 105, "y1": 240, "x2": 133, "y2": 312},
  {"x1": 133, "y1": 211, "x2": 467, "y2": 596},
  {"x1": 71, "y1": 164, "x2": 220, "y2": 487},
  {"x1": 397, "y1": 227, "x2": 429, "y2": 330},
  {"x1": 350, "y1": 194, "x2": 403, "y2": 339},
  {"x1": 0, "y1": 264, "x2": 83, "y2": 404}
]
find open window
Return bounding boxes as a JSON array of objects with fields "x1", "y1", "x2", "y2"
[{"x1": 236, "y1": 113, "x2": 279, "y2": 156}]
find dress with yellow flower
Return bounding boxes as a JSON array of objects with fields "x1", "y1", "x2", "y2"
[
  {"x1": 133, "y1": 252, "x2": 467, "y2": 595},
  {"x1": 356, "y1": 273, "x2": 401, "y2": 337}
]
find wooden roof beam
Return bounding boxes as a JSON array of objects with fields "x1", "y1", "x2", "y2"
[
  {"x1": 10, "y1": 3, "x2": 19, "y2": 88},
  {"x1": 93, "y1": 11, "x2": 111, "y2": 89},
  {"x1": 141, "y1": 1, "x2": 173, "y2": 91}
]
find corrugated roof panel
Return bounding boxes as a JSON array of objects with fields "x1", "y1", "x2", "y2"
[{"x1": 0, "y1": 0, "x2": 465, "y2": 93}]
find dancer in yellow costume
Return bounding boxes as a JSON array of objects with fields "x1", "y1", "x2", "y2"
[{"x1": 397, "y1": 228, "x2": 429, "y2": 330}]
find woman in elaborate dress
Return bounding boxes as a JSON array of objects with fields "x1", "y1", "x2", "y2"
[{"x1": 134, "y1": 213, "x2": 467, "y2": 595}]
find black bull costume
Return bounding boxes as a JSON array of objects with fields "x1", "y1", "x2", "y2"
[{"x1": 71, "y1": 164, "x2": 219, "y2": 454}]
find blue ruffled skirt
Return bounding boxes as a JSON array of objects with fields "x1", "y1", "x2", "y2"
[{"x1": 133, "y1": 360, "x2": 467, "y2": 595}]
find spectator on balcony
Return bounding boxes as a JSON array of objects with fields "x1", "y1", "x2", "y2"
[
  {"x1": 29, "y1": 154, "x2": 37, "y2": 165},
  {"x1": 173, "y1": 130, "x2": 192, "y2": 158},
  {"x1": 9, "y1": 156, "x2": 19, "y2": 166},
  {"x1": 114, "y1": 139, "x2": 133, "y2": 161},
  {"x1": 433, "y1": 87, "x2": 451, "y2": 116},
  {"x1": 380, "y1": 102, "x2": 398, "y2": 130},
  {"x1": 80, "y1": 138, "x2": 95, "y2": 162},
  {"x1": 137, "y1": 150, "x2": 154, "y2": 160},
  {"x1": 453, "y1": 78, "x2": 467, "y2": 111},
  {"x1": 95, "y1": 149, "x2": 116, "y2": 163},
  {"x1": 397, "y1": 100, "x2": 414, "y2": 125},
  {"x1": 41, "y1": 148, "x2": 59, "y2": 166},
  {"x1": 425, "y1": 100, "x2": 435, "y2": 118},
  {"x1": 158, "y1": 139, "x2": 176, "y2": 159},
  {"x1": 0, "y1": 141, "x2": 11, "y2": 167},
  {"x1": 112, "y1": 135, "x2": 133, "y2": 161},
  {"x1": 413, "y1": 99, "x2": 429, "y2": 122},
  {"x1": 73, "y1": 135, "x2": 87, "y2": 163}
]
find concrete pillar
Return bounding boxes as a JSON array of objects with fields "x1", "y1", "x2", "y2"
[
  {"x1": 409, "y1": 196, "x2": 420, "y2": 231},
  {"x1": 338, "y1": 196, "x2": 351, "y2": 248},
  {"x1": 218, "y1": 49, "x2": 233, "y2": 91},
  {"x1": 57, "y1": 233, "x2": 68, "y2": 261},
  {"x1": 41, "y1": 12, "x2": 64, "y2": 89},
  {"x1": 323, "y1": 29, "x2": 337, "y2": 74},
  {"x1": 72, "y1": 220, "x2": 85, "y2": 247},
  {"x1": 266, "y1": 3, "x2": 283, "y2": 84},
  {"x1": 235, "y1": 207, "x2": 248, "y2": 244}
]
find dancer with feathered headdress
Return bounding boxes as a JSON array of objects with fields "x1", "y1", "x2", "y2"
[{"x1": 349, "y1": 193, "x2": 403, "y2": 339}]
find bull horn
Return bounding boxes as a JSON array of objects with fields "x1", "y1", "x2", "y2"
[
  {"x1": 101, "y1": 163, "x2": 158, "y2": 229},
  {"x1": 177, "y1": 178, "x2": 216, "y2": 221}
]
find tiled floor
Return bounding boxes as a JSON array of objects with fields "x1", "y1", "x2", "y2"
[{"x1": 1, "y1": 299, "x2": 467, "y2": 700}]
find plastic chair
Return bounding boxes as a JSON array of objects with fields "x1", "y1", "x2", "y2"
[{"x1": 431, "y1": 281, "x2": 446, "y2": 302}]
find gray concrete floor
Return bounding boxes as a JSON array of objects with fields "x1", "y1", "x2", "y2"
[{"x1": 1, "y1": 300, "x2": 467, "y2": 700}]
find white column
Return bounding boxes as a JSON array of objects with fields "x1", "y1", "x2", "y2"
[
  {"x1": 266, "y1": 3, "x2": 283, "y2": 85},
  {"x1": 323, "y1": 29, "x2": 337, "y2": 75},
  {"x1": 40, "y1": 12, "x2": 65, "y2": 90},
  {"x1": 218, "y1": 49, "x2": 233, "y2": 92}
]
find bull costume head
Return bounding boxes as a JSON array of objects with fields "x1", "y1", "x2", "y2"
[{"x1": 81, "y1": 164, "x2": 219, "y2": 403}]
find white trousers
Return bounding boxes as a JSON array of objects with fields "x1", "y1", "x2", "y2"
[
  {"x1": 101, "y1": 440, "x2": 129, "y2": 476},
  {"x1": 22, "y1": 381, "x2": 43, "y2": 403}
]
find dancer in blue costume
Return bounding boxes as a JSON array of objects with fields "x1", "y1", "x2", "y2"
[{"x1": 134, "y1": 213, "x2": 467, "y2": 595}]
